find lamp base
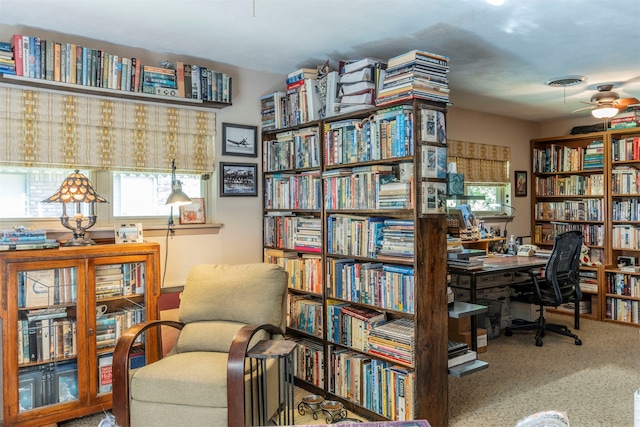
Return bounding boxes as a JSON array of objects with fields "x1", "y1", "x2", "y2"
[{"x1": 64, "y1": 236, "x2": 96, "y2": 246}]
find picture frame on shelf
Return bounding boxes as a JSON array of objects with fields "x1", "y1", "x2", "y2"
[
  {"x1": 515, "y1": 170, "x2": 527, "y2": 197},
  {"x1": 179, "y1": 197, "x2": 206, "y2": 224},
  {"x1": 220, "y1": 162, "x2": 258, "y2": 197},
  {"x1": 222, "y1": 123, "x2": 258, "y2": 157},
  {"x1": 115, "y1": 223, "x2": 144, "y2": 243}
]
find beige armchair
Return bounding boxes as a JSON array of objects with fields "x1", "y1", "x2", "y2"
[{"x1": 112, "y1": 263, "x2": 288, "y2": 427}]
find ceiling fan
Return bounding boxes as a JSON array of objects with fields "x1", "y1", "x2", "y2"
[{"x1": 574, "y1": 84, "x2": 640, "y2": 118}]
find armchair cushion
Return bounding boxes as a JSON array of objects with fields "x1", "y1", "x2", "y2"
[
  {"x1": 179, "y1": 263, "x2": 287, "y2": 329},
  {"x1": 176, "y1": 320, "x2": 270, "y2": 354}
]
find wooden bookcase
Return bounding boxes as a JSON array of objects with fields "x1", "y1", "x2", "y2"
[
  {"x1": 0, "y1": 242, "x2": 161, "y2": 427},
  {"x1": 262, "y1": 100, "x2": 450, "y2": 425},
  {"x1": 531, "y1": 127, "x2": 640, "y2": 326}
]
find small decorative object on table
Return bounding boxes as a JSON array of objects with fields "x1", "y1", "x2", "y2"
[{"x1": 115, "y1": 223, "x2": 144, "y2": 243}]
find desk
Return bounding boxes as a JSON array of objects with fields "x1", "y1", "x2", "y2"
[
  {"x1": 449, "y1": 255, "x2": 547, "y2": 350},
  {"x1": 448, "y1": 237, "x2": 506, "y2": 254}
]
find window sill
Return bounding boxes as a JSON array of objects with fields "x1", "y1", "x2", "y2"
[{"x1": 46, "y1": 223, "x2": 223, "y2": 242}]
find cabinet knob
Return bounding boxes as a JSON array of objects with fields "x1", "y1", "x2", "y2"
[{"x1": 89, "y1": 329, "x2": 94, "y2": 336}]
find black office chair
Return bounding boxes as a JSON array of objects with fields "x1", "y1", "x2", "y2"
[{"x1": 505, "y1": 230, "x2": 583, "y2": 347}]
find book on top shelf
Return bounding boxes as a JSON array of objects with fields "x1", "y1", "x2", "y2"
[
  {"x1": 339, "y1": 57, "x2": 385, "y2": 75},
  {"x1": 387, "y1": 49, "x2": 450, "y2": 68}
]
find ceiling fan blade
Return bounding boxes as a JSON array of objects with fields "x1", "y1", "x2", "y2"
[
  {"x1": 614, "y1": 97, "x2": 640, "y2": 107},
  {"x1": 573, "y1": 106, "x2": 595, "y2": 113}
]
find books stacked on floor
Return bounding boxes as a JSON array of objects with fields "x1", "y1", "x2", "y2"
[
  {"x1": 281, "y1": 67, "x2": 321, "y2": 127},
  {"x1": 1, "y1": 227, "x2": 59, "y2": 251},
  {"x1": 447, "y1": 249, "x2": 485, "y2": 270},
  {"x1": 447, "y1": 340, "x2": 477, "y2": 368},
  {"x1": 0, "y1": 41, "x2": 15, "y2": 75},
  {"x1": 335, "y1": 57, "x2": 386, "y2": 116},
  {"x1": 556, "y1": 300, "x2": 592, "y2": 314},
  {"x1": 376, "y1": 49, "x2": 450, "y2": 107}
]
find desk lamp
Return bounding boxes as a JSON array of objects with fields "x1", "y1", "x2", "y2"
[
  {"x1": 42, "y1": 170, "x2": 108, "y2": 246},
  {"x1": 490, "y1": 203, "x2": 516, "y2": 238},
  {"x1": 165, "y1": 159, "x2": 192, "y2": 235}
]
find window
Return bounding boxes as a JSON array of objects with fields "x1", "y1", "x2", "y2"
[
  {"x1": 447, "y1": 183, "x2": 511, "y2": 216},
  {"x1": 0, "y1": 167, "x2": 206, "y2": 227}
]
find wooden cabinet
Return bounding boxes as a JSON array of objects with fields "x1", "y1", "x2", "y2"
[
  {"x1": 531, "y1": 128, "x2": 640, "y2": 326},
  {"x1": 1, "y1": 243, "x2": 161, "y2": 427},
  {"x1": 262, "y1": 101, "x2": 449, "y2": 425}
]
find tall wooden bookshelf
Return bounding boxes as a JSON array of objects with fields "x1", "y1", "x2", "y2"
[
  {"x1": 531, "y1": 127, "x2": 640, "y2": 326},
  {"x1": 262, "y1": 100, "x2": 450, "y2": 425},
  {"x1": 0, "y1": 243, "x2": 161, "y2": 427}
]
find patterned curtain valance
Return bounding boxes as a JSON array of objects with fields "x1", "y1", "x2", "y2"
[
  {"x1": 0, "y1": 86, "x2": 216, "y2": 174},
  {"x1": 447, "y1": 139, "x2": 511, "y2": 183}
]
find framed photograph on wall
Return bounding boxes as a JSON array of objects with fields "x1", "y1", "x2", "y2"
[
  {"x1": 179, "y1": 197, "x2": 206, "y2": 224},
  {"x1": 115, "y1": 223, "x2": 144, "y2": 243},
  {"x1": 222, "y1": 123, "x2": 258, "y2": 157},
  {"x1": 220, "y1": 162, "x2": 258, "y2": 197},
  {"x1": 515, "y1": 171, "x2": 528, "y2": 197}
]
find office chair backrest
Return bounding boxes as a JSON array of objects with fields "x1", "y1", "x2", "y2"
[{"x1": 542, "y1": 230, "x2": 583, "y2": 306}]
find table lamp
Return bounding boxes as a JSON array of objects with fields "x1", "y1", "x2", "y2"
[{"x1": 42, "y1": 170, "x2": 108, "y2": 246}]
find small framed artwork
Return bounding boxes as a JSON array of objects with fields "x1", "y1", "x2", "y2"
[
  {"x1": 515, "y1": 170, "x2": 528, "y2": 197},
  {"x1": 179, "y1": 197, "x2": 206, "y2": 224},
  {"x1": 115, "y1": 223, "x2": 144, "y2": 243},
  {"x1": 222, "y1": 123, "x2": 258, "y2": 157},
  {"x1": 220, "y1": 162, "x2": 258, "y2": 197}
]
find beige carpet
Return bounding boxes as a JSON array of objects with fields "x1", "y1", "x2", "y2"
[{"x1": 59, "y1": 313, "x2": 640, "y2": 426}]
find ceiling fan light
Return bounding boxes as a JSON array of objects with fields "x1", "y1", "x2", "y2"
[{"x1": 591, "y1": 106, "x2": 619, "y2": 119}]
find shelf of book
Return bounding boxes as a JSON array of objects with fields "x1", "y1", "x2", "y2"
[
  {"x1": 532, "y1": 127, "x2": 640, "y2": 326},
  {"x1": 263, "y1": 97, "x2": 451, "y2": 425},
  {"x1": 1, "y1": 243, "x2": 160, "y2": 427}
]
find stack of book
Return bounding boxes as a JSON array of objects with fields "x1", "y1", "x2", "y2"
[
  {"x1": 610, "y1": 108, "x2": 640, "y2": 130},
  {"x1": 447, "y1": 249, "x2": 485, "y2": 270},
  {"x1": 335, "y1": 57, "x2": 386, "y2": 116},
  {"x1": 0, "y1": 41, "x2": 15, "y2": 75},
  {"x1": 377, "y1": 219, "x2": 415, "y2": 261},
  {"x1": 259, "y1": 91, "x2": 286, "y2": 130},
  {"x1": 282, "y1": 67, "x2": 321, "y2": 127},
  {"x1": 376, "y1": 49, "x2": 450, "y2": 107},
  {"x1": 447, "y1": 340, "x2": 477, "y2": 368},
  {"x1": 1, "y1": 227, "x2": 58, "y2": 251},
  {"x1": 367, "y1": 317, "x2": 415, "y2": 367}
]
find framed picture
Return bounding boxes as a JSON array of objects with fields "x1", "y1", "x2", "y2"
[
  {"x1": 515, "y1": 170, "x2": 528, "y2": 197},
  {"x1": 179, "y1": 197, "x2": 206, "y2": 224},
  {"x1": 220, "y1": 162, "x2": 258, "y2": 197},
  {"x1": 222, "y1": 123, "x2": 258, "y2": 157},
  {"x1": 115, "y1": 223, "x2": 144, "y2": 243}
]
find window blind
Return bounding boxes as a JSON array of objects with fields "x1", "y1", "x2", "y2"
[
  {"x1": 0, "y1": 86, "x2": 216, "y2": 174},
  {"x1": 447, "y1": 139, "x2": 510, "y2": 183}
]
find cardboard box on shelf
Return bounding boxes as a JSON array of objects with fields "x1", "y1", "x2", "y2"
[
  {"x1": 449, "y1": 328, "x2": 487, "y2": 353},
  {"x1": 448, "y1": 316, "x2": 470, "y2": 334}
]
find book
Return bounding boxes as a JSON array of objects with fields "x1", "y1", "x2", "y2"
[
  {"x1": 448, "y1": 350, "x2": 477, "y2": 368},
  {"x1": 340, "y1": 81, "x2": 376, "y2": 96},
  {"x1": 387, "y1": 49, "x2": 450, "y2": 68},
  {"x1": 98, "y1": 353, "x2": 113, "y2": 393},
  {"x1": 11, "y1": 34, "x2": 24, "y2": 76},
  {"x1": 340, "y1": 57, "x2": 384, "y2": 74},
  {"x1": 24, "y1": 269, "x2": 56, "y2": 307}
]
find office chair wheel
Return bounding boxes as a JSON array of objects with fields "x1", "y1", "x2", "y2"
[
  {"x1": 575, "y1": 338, "x2": 582, "y2": 345},
  {"x1": 535, "y1": 338, "x2": 543, "y2": 347}
]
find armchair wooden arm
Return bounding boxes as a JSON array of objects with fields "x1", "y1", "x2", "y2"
[{"x1": 112, "y1": 321, "x2": 284, "y2": 427}]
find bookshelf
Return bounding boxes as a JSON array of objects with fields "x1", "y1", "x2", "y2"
[
  {"x1": 531, "y1": 127, "x2": 640, "y2": 326},
  {"x1": 262, "y1": 100, "x2": 450, "y2": 425},
  {"x1": 3, "y1": 33, "x2": 232, "y2": 109},
  {"x1": 0, "y1": 243, "x2": 161, "y2": 427}
]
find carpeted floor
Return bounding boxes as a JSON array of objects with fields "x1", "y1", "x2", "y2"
[{"x1": 59, "y1": 313, "x2": 640, "y2": 426}]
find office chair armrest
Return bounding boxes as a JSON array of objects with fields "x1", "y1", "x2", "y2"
[
  {"x1": 112, "y1": 319, "x2": 185, "y2": 427},
  {"x1": 227, "y1": 323, "x2": 284, "y2": 427}
]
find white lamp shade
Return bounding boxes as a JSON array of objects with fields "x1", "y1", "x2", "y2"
[{"x1": 592, "y1": 106, "x2": 619, "y2": 119}]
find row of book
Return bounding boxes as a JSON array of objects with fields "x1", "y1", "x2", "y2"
[
  {"x1": 262, "y1": 127, "x2": 321, "y2": 172},
  {"x1": 19, "y1": 361, "x2": 78, "y2": 412},
  {"x1": 18, "y1": 268, "x2": 78, "y2": 308},
  {"x1": 289, "y1": 338, "x2": 325, "y2": 388},
  {"x1": 18, "y1": 314, "x2": 76, "y2": 364},
  {"x1": 612, "y1": 198, "x2": 640, "y2": 222},
  {"x1": 95, "y1": 262, "x2": 145, "y2": 300},
  {"x1": 579, "y1": 269, "x2": 599, "y2": 293},
  {"x1": 287, "y1": 294, "x2": 323, "y2": 338},
  {"x1": 605, "y1": 296, "x2": 640, "y2": 324},
  {"x1": 534, "y1": 199, "x2": 604, "y2": 222},
  {"x1": 328, "y1": 345, "x2": 415, "y2": 420},
  {"x1": 534, "y1": 174, "x2": 604, "y2": 196},
  {"x1": 95, "y1": 306, "x2": 146, "y2": 349},
  {"x1": 611, "y1": 224, "x2": 640, "y2": 250},
  {"x1": 327, "y1": 259, "x2": 415, "y2": 313},
  {"x1": 1, "y1": 227, "x2": 59, "y2": 251},
  {"x1": 612, "y1": 136, "x2": 640, "y2": 161},
  {"x1": 7, "y1": 34, "x2": 231, "y2": 103},
  {"x1": 612, "y1": 165, "x2": 640, "y2": 195},
  {"x1": 264, "y1": 171, "x2": 322, "y2": 210},
  {"x1": 263, "y1": 214, "x2": 322, "y2": 252},
  {"x1": 605, "y1": 272, "x2": 640, "y2": 297},
  {"x1": 327, "y1": 302, "x2": 385, "y2": 352},
  {"x1": 323, "y1": 166, "x2": 397, "y2": 210},
  {"x1": 264, "y1": 248, "x2": 323, "y2": 294},
  {"x1": 533, "y1": 140, "x2": 604, "y2": 173}
]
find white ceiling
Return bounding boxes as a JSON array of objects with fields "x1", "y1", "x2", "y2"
[{"x1": 1, "y1": 0, "x2": 639, "y2": 122}]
